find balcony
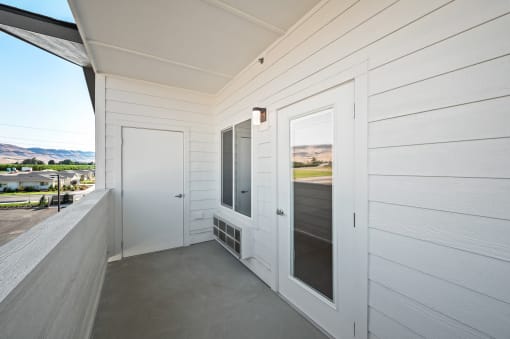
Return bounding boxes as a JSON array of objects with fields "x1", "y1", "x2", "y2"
[
  {"x1": 0, "y1": 191, "x2": 325, "y2": 339},
  {"x1": 92, "y1": 241, "x2": 325, "y2": 339}
]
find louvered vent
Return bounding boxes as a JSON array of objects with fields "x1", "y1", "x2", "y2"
[{"x1": 213, "y1": 215, "x2": 241, "y2": 258}]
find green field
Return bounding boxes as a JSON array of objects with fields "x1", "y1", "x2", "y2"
[
  {"x1": 0, "y1": 191, "x2": 50, "y2": 196},
  {"x1": 0, "y1": 201, "x2": 40, "y2": 208},
  {"x1": 0, "y1": 164, "x2": 95, "y2": 171},
  {"x1": 293, "y1": 166, "x2": 332, "y2": 179}
]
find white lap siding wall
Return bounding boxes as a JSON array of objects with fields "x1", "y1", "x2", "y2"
[
  {"x1": 101, "y1": 76, "x2": 217, "y2": 257},
  {"x1": 213, "y1": 1, "x2": 510, "y2": 338}
]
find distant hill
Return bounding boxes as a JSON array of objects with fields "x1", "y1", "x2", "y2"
[
  {"x1": 293, "y1": 144, "x2": 332, "y2": 163},
  {"x1": 0, "y1": 143, "x2": 95, "y2": 164}
]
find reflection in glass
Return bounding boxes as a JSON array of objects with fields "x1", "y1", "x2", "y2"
[
  {"x1": 234, "y1": 119, "x2": 252, "y2": 217},
  {"x1": 290, "y1": 109, "x2": 334, "y2": 300},
  {"x1": 221, "y1": 128, "x2": 233, "y2": 207}
]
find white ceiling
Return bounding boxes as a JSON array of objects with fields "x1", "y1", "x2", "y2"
[{"x1": 68, "y1": 0, "x2": 321, "y2": 94}]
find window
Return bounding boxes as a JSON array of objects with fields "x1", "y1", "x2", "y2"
[{"x1": 221, "y1": 119, "x2": 252, "y2": 217}]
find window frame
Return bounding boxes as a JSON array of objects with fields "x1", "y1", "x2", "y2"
[{"x1": 220, "y1": 118, "x2": 253, "y2": 219}]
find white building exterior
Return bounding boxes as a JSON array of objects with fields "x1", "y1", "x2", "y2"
[
  {"x1": 1, "y1": 1, "x2": 509, "y2": 338},
  {"x1": 0, "y1": 173, "x2": 57, "y2": 191},
  {"x1": 84, "y1": 1, "x2": 510, "y2": 337}
]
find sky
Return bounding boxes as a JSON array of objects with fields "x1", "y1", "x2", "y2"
[
  {"x1": 0, "y1": 0, "x2": 95, "y2": 152},
  {"x1": 291, "y1": 109, "x2": 333, "y2": 147}
]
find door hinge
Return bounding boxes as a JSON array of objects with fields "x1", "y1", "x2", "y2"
[
  {"x1": 353, "y1": 103, "x2": 356, "y2": 119},
  {"x1": 353, "y1": 322, "x2": 356, "y2": 337},
  {"x1": 353, "y1": 212, "x2": 356, "y2": 228}
]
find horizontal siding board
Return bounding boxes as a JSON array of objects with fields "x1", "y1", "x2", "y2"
[
  {"x1": 106, "y1": 88, "x2": 210, "y2": 114},
  {"x1": 190, "y1": 152, "x2": 216, "y2": 162},
  {"x1": 106, "y1": 113, "x2": 209, "y2": 131},
  {"x1": 190, "y1": 161, "x2": 216, "y2": 171},
  {"x1": 106, "y1": 101, "x2": 209, "y2": 124},
  {"x1": 190, "y1": 141, "x2": 217, "y2": 153},
  {"x1": 368, "y1": 96, "x2": 510, "y2": 148},
  {"x1": 190, "y1": 190, "x2": 217, "y2": 201},
  {"x1": 369, "y1": 138, "x2": 510, "y2": 178},
  {"x1": 106, "y1": 76, "x2": 213, "y2": 105},
  {"x1": 369, "y1": 228, "x2": 510, "y2": 303},
  {"x1": 369, "y1": 202, "x2": 510, "y2": 262},
  {"x1": 368, "y1": 307, "x2": 423, "y2": 339},
  {"x1": 369, "y1": 175, "x2": 510, "y2": 220},
  {"x1": 369, "y1": 281, "x2": 489, "y2": 339},
  {"x1": 189, "y1": 131, "x2": 216, "y2": 143},
  {"x1": 369, "y1": 255, "x2": 510, "y2": 338},
  {"x1": 369, "y1": 54, "x2": 510, "y2": 121},
  {"x1": 190, "y1": 181, "x2": 217, "y2": 191},
  {"x1": 190, "y1": 171, "x2": 216, "y2": 182},
  {"x1": 369, "y1": 13, "x2": 510, "y2": 94},
  {"x1": 190, "y1": 200, "x2": 216, "y2": 211}
]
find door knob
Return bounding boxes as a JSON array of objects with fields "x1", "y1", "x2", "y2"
[
  {"x1": 174, "y1": 193, "x2": 184, "y2": 198},
  {"x1": 276, "y1": 208, "x2": 285, "y2": 216}
]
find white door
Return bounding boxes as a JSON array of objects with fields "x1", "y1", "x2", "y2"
[
  {"x1": 122, "y1": 127, "x2": 184, "y2": 257},
  {"x1": 277, "y1": 82, "x2": 358, "y2": 338}
]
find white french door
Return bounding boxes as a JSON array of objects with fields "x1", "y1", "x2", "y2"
[{"x1": 277, "y1": 82, "x2": 358, "y2": 338}]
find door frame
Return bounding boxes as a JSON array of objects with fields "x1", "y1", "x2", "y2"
[
  {"x1": 269, "y1": 61, "x2": 368, "y2": 338},
  {"x1": 120, "y1": 125, "x2": 190, "y2": 258}
]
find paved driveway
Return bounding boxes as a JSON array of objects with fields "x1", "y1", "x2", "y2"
[{"x1": 0, "y1": 208, "x2": 57, "y2": 246}]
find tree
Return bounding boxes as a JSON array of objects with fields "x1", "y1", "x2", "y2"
[
  {"x1": 59, "y1": 159, "x2": 73, "y2": 165},
  {"x1": 48, "y1": 160, "x2": 55, "y2": 165},
  {"x1": 22, "y1": 157, "x2": 44, "y2": 165}
]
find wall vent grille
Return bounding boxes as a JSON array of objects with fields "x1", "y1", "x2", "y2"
[{"x1": 213, "y1": 215, "x2": 241, "y2": 258}]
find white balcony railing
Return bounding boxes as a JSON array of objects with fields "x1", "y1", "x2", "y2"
[{"x1": 0, "y1": 189, "x2": 112, "y2": 339}]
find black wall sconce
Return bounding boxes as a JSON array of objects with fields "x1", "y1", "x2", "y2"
[{"x1": 252, "y1": 107, "x2": 267, "y2": 125}]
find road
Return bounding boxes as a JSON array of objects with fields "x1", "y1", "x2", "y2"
[{"x1": 0, "y1": 185, "x2": 95, "y2": 246}]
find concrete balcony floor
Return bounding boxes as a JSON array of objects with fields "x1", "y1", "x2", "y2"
[{"x1": 92, "y1": 241, "x2": 326, "y2": 339}]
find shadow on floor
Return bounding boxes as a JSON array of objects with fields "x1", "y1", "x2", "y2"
[{"x1": 92, "y1": 241, "x2": 327, "y2": 339}]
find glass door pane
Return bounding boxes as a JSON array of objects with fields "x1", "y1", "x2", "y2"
[
  {"x1": 234, "y1": 119, "x2": 252, "y2": 217},
  {"x1": 290, "y1": 109, "x2": 334, "y2": 300}
]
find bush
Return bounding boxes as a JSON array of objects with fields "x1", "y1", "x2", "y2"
[{"x1": 23, "y1": 186, "x2": 39, "y2": 192}]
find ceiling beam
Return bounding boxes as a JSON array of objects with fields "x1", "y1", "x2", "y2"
[
  {"x1": 202, "y1": 0, "x2": 286, "y2": 35},
  {"x1": 88, "y1": 40, "x2": 234, "y2": 80},
  {"x1": 0, "y1": 4, "x2": 82, "y2": 43}
]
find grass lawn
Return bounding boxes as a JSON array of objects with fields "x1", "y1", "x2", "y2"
[
  {"x1": 0, "y1": 201, "x2": 41, "y2": 208},
  {"x1": 0, "y1": 191, "x2": 54, "y2": 196},
  {"x1": 293, "y1": 166, "x2": 332, "y2": 179}
]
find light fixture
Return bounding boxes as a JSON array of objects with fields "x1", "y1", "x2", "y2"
[{"x1": 252, "y1": 107, "x2": 267, "y2": 125}]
